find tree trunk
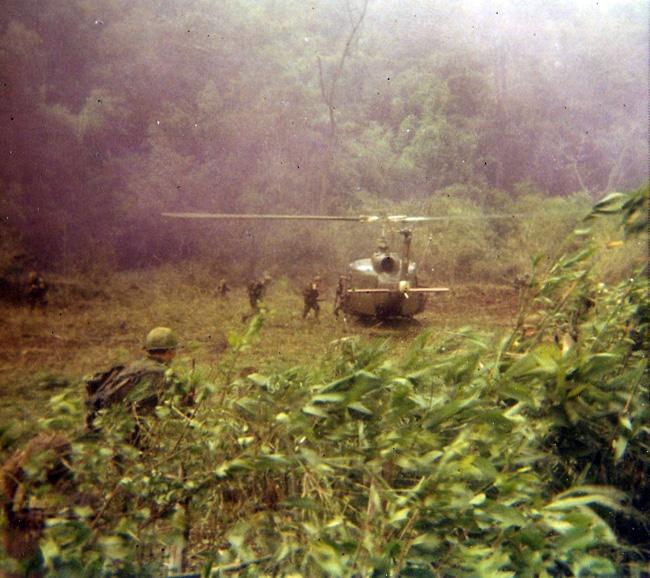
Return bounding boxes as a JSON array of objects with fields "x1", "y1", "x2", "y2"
[{"x1": 316, "y1": 0, "x2": 368, "y2": 212}]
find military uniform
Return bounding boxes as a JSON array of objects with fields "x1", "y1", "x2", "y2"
[
  {"x1": 244, "y1": 274, "x2": 272, "y2": 321},
  {"x1": 26, "y1": 272, "x2": 48, "y2": 311},
  {"x1": 568, "y1": 290, "x2": 596, "y2": 341},
  {"x1": 333, "y1": 276, "x2": 349, "y2": 318},
  {"x1": 217, "y1": 279, "x2": 230, "y2": 297},
  {"x1": 247, "y1": 280, "x2": 265, "y2": 311},
  {"x1": 1, "y1": 433, "x2": 75, "y2": 577},
  {"x1": 85, "y1": 327, "x2": 187, "y2": 447},
  {"x1": 91, "y1": 357, "x2": 170, "y2": 410},
  {"x1": 302, "y1": 277, "x2": 321, "y2": 319}
]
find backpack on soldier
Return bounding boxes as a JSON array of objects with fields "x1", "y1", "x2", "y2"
[
  {"x1": 85, "y1": 361, "x2": 168, "y2": 432},
  {"x1": 84, "y1": 365, "x2": 126, "y2": 431}
]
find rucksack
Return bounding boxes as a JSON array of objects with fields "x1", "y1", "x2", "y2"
[
  {"x1": 85, "y1": 364, "x2": 132, "y2": 431},
  {"x1": 85, "y1": 358, "x2": 172, "y2": 433},
  {"x1": 85, "y1": 365, "x2": 125, "y2": 397}
]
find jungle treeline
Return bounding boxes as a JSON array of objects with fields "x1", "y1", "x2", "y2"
[{"x1": 0, "y1": 0, "x2": 647, "y2": 273}]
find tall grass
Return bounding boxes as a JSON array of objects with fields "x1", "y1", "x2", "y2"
[{"x1": 0, "y1": 186, "x2": 647, "y2": 576}]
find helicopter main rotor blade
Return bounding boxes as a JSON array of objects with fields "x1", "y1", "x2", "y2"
[
  {"x1": 162, "y1": 212, "x2": 364, "y2": 222},
  {"x1": 348, "y1": 287, "x2": 450, "y2": 294},
  {"x1": 163, "y1": 211, "x2": 583, "y2": 224},
  {"x1": 392, "y1": 214, "x2": 530, "y2": 223}
]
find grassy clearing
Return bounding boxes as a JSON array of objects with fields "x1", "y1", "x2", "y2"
[{"x1": 0, "y1": 269, "x2": 518, "y2": 431}]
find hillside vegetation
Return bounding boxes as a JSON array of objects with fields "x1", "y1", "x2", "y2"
[{"x1": 1, "y1": 0, "x2": 646, "y2": 273}]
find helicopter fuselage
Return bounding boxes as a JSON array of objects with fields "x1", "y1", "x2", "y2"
[{"x1": 345, "y1": 251, "x2": 427, "y2": 318}]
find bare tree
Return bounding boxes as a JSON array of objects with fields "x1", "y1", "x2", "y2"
[
  {"x1": 564, "y1": 134, "x2": 590, "y2": 197},
  {"x1": 605, "y1": 126, "x2": 641, "y2": 194},
  {"x1": 317, "y1": 0, "x2": 369, "y2": 211}
]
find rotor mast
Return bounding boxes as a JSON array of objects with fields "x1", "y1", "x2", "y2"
[{"x1": 399, "y1": 229, "x2": 412, "y2": 283}]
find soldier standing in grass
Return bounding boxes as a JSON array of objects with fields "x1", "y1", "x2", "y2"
[
  {"x1": 243, "y1": 273, "x2": 272, "y2": 321},
  {"x1": 0, "y1": 432, "x2": 76, "y2": 578},
  {"x1": 217, "y1": 278, "x2": 230, "y2": 298},
  {"x1": 569, "y1": 288, "x2": 596, "y2": 341},
  {"x1": 26, "y1": 271, "x2": 48, "y2": 312},
  {"x1": 333, "y1": 275, "x2": 349, "y2": 319},
  {"x1": 302, "y1": 275, "x2": 322, "y2": 320}
]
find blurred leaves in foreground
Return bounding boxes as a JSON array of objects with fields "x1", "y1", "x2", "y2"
[{"x1": 1, "y1": 186, "x2": 648, "y2": 576}]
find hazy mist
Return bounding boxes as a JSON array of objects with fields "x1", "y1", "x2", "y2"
[{"x1": 1, "y1": 0, "x2": 647, "y2": 271}]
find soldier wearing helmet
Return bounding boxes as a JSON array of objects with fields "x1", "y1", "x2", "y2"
[
  {"x1": 85, "y1": 327, "x2": 189, "y2": 446},
  {"x1": 244, "y1": 273, "x2": 273, "y2": 321},
  {"x1": 26, "y1": 270, "x2": 48, "y2": 312},
  {"x1": 216, "y1": 278, "x2": 230, "y2": 298},
  {"x1": 144, "y1": 326, "x2": 178, "y2": 364},
  {"x1": 333, "y1": 274, "x2": 349, "y2": 319},
  {"x1": 302, "y1": 275, "x2": 322, "y2": 320}
]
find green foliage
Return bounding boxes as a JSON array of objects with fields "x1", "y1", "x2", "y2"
[
  {"x1": 2, "y1": 189, "x2": 647, "y2": 575},
  {"x1": 589, "y1": 185, "x2": 649, "y2": 239}
]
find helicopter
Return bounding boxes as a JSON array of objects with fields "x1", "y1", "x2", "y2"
[
  {"x1": 340, "y1": 226, "x2": 450, "y2": 319},
  {"x1": 161, "y1": 210, "x2": 527, "y2": 320}
]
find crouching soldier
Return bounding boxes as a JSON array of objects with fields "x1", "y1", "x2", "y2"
[
  {"x1": 84, "y1": 327, "x2": 195, "y2": 572},
  {"x1": 85, "y1": 326, "x2": 191, "y2": 447}
]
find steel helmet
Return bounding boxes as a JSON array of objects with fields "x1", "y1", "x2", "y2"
[{"x1": 144, "y1": 327, "x2": 178, "y2": 351}]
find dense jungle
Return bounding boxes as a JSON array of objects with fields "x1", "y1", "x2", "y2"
[{"x1": 0, "y1": 0, "x2": 648, "y2": 576}]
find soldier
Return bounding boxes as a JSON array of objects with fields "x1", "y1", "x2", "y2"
[
  {"x1": 243, "y1": 273, "x2": 272, "y2": 321},
  {"x1": 333, "y1": 275, "x2": 349, "y2": 319},
  {"x1": 26, "y1": 271, "x2": 48, "y2": 312},
  {"x1": 85, "y1": 327, "x2": 194, "y2": 571},
  {"x1": 85, "y1": 326, "x2": 188, "y2": 447},
  {"x1": 217, "y1": 278, "x2": 230, "y2": 298},
  {"x1": 302, "y1": 275, "x2": 322, "y2": 320},
  {"x1": 1, "y1": 432, "x2": 76, "y2": 577}
]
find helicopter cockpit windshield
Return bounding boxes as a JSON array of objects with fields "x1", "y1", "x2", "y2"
[{"x1": 372, "y1": 253, "x2": 398, "y2": 274}]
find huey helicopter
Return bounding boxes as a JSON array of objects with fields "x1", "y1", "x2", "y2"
[{"x1": 161, "y1": 211, "x2": 516, "y2": 320}]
